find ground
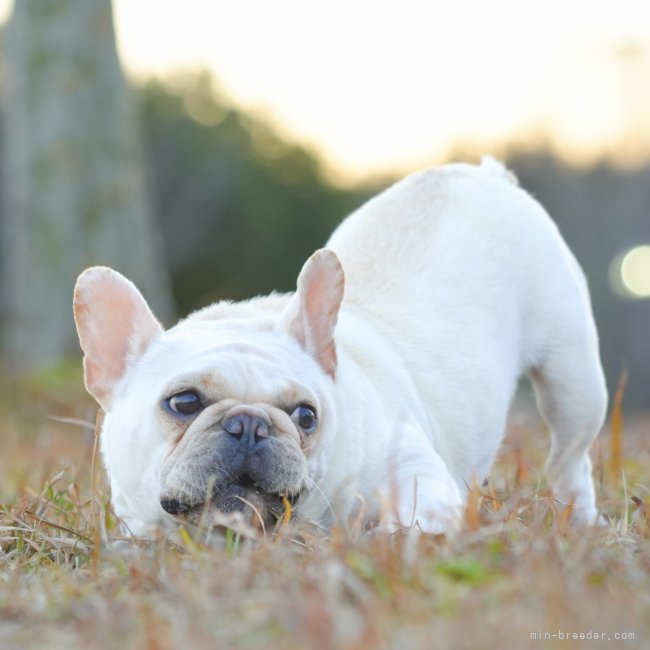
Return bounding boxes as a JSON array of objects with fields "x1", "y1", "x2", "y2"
[{"x1": 0, "y1": 369, "x2": 648, "y2": 649}]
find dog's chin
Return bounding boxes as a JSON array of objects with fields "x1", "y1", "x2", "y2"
[
  {"x1": 213, "y1": 482, "x2": 288, "y2": 523},
  {"x1": 167, "y1": 481, "x2": 293, "y2": 531}
]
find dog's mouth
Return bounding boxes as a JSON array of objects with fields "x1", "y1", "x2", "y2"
[{"x1": 161, "y1": 473, "x2": 299, "y2": 529}]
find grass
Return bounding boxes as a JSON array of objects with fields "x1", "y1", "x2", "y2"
[{"x1": 0, "y1": 369, "x2": 648, "y2": 649}]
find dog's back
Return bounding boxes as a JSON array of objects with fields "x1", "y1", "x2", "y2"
[{"x1": 327, "y1": 159, "x2": 607, "y2": 521}]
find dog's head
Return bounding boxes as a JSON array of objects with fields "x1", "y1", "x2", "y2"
[{"x1": 73, "y1": 250, "x2": 344, "y2": 536}]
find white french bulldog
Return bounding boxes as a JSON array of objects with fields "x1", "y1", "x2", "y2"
[{"x1": 73, "y1": 158, "x2": 607, "y2": 537}]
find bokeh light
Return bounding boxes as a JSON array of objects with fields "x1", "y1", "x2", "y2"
[{"x1": 610, "y1": 245, "x2": 650, "y2": 298}]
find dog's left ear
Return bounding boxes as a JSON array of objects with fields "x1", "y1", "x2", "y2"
[
  {"x1": 73, "y1": 267, "x2": 163, "y2": 410},
  {"x1": 281, "y1": 249, "x2": 345, "y2": 378}
]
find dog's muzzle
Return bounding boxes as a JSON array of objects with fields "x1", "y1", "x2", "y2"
[{"x1": 160, "y1": 406, "x2": 302, "y2": 526}]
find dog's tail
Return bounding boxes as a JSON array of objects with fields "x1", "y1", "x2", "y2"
[{"x1": 479, "y1": 155, "x2": 519, "y2": 186}]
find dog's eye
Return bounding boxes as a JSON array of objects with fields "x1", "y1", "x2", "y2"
[
  {"x1": 291, "y1": 405, "x2": 318, "y2": 433},
  {"x1": 166, "y1": 391, "x2": 203, "y2": 416}
]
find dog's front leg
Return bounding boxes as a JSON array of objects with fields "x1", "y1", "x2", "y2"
[{"x1": 373, "y1": 434, "x2": 464, "y2": 535}]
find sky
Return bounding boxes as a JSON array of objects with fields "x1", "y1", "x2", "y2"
[{"x1": 2, "y1": 0, "x2": 650, "y2": 181}]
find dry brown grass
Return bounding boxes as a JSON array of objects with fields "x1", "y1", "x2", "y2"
[{"x1": 1, "y1": 370, "x2": 649, "y2": 650}]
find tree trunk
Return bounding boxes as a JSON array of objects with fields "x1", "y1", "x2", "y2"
[{"x1": 1, "y1": 0, "x2": 174, "y2": 372}]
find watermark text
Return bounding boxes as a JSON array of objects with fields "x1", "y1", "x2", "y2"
[{"x1": 530, "y1": 630, "x2": 635, "y2": 641}]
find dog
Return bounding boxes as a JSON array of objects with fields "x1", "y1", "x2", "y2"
[{"x1": 73, "y1": 158, "x2": 607, "y2": 537}]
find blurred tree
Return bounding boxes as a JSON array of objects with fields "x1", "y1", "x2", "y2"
[
  {"x1": 139, "y1": 75, "x2": 374, "y2": 311},
  {"x1": 1, "y1": 0, "x2": 173, "y2": 372}
]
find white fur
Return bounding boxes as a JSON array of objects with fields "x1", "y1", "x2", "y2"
[
  {"x1": 81, "y1": 158, "x2": 607, "y2": 536},
  {"x1": 314, "y1": 158, "x2": 607, "y2": 530}
]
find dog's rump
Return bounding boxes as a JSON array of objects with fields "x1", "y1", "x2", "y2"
[{"x1": 326, "y1": 160, "x2": 600, "y2": 485}]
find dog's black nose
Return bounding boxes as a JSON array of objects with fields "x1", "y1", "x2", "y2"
[{"x1": 223, "y1": 413, "x2": 269, "y2": 441}]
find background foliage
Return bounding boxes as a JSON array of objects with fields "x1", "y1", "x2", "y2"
[{"x1": 140, "y1": 75, "x2": 373, "y2": 311}]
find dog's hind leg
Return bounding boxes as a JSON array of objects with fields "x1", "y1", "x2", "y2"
[{"x1": 529, "y1": 331, "x2": 608, "y2": 524}]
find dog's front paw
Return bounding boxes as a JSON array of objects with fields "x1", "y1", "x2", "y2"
[{"x1": 567, "y1": 506, "x2": 606, "y2": 527}]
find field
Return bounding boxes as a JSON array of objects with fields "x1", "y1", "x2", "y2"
[{"x1": 1, "y1": 370, "x2": 648, "y2": 650}]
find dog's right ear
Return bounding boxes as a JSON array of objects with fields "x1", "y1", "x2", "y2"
[{"x1": 73, "y1": 267, "x2": 163, "y2": 410}]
